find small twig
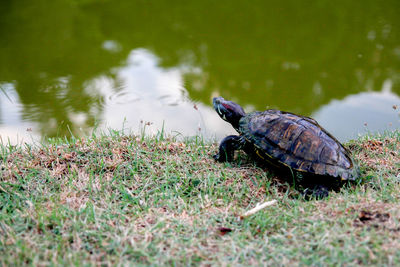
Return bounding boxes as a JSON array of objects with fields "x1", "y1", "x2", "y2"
[{"x1": 240, "y1": 200, "x2": 277, "y2": 220}]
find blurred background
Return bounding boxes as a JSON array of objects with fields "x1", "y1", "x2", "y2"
[{"x1": 0, "y1": 0, "x2": 399, "y2": 144}]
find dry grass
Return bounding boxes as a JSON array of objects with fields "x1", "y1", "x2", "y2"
[{"x1": 0, "y1": 130, "x2": 399, "y2": 266}]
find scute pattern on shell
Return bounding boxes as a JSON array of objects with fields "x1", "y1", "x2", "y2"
[{"x1": 239, "y1": 110, "x2": 358, "y2": 180}]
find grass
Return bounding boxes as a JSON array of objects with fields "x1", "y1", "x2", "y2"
[{"x1": 0, "y1": 129, "x2": 399, "y2": 266}]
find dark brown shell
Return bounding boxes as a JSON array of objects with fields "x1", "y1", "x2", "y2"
[{"x1": 239, "y1": 110, "x2": 359, "y2": 180}]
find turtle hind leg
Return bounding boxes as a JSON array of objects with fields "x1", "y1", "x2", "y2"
[
  {"x1": 213, "y1": 135, "x2": 245, "y2": 162},
  {"x1": 302, "y1": 184, "x2": 329, "y2": 200}
]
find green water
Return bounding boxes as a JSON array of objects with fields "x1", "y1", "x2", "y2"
[{"x1": 0, "y1": 0, "x2": 399, "y2": 143}]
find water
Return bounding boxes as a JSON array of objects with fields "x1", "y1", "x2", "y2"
[{"x1": 0, "y1": 0, "x2": 399, "y2": 144}]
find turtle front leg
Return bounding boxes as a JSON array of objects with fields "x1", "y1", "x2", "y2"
[{"x1": 213, "y1": 135, "x2": 245, "y2": 162}]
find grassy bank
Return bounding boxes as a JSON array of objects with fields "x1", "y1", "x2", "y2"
[{"x1": 0, "y1": 130, "x2": 399, "y2": 266}]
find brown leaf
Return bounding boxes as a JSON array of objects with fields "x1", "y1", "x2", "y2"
[
  {"x1": 358, "y1": 210, "x2": 390, "y2": 223},
  {"x1": 217, "y1": 227, "x2": 233, "y2": 236}
]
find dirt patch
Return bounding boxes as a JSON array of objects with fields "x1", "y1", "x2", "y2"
[
  {"x1": 350, "y1": 203, "x2": 400, "y2": 232},
  {"x1": 314, "y1": 199, "x2": 400, "y2": 234},
  {"x1": 354, "y1": 210, "x2": 390, "y2": 227}
]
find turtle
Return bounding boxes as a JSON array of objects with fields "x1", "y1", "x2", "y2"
[{"x1": 213, "y1": 96, "x2": 359, "y2": 199}]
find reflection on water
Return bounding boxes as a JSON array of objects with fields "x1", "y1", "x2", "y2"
[
  {"x1": 0, "y1": 85, "x2": 40, "y2": 144},
  {"x1": 85, "y1": 49, "x2": 236, "y2": 140},
  {"x1": 1, "y1": 45, "x2": 399, "y2": 144},
  {"x1": 1, "y1": 46, "x2": 400, "y2": 144},
  {"x1": 0, "y1": 49, "x2": 236, "y2": 144},
  {"x1": 313, "y1": 81, "x2": 400, "y2": 141}
]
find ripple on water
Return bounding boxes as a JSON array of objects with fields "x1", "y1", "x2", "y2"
[
  {"x1": 157, "y1": 94, "x2": 182, "y2": 106},
  {"x1": 105, "y1": 89, "x2": 141, "y2": 105}
]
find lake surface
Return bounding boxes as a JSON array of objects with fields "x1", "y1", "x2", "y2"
[{"x1": 1, "y1": 0, "x2": 400, "y2": 144}]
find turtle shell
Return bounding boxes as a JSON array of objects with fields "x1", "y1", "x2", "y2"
[{"x1": 239, "y1": 110, "x2": 358, "y2": 181}]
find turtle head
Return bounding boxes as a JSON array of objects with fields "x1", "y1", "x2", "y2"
[{"x1": 213, "y1": 97, "x2": 246, "y2": 129}]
